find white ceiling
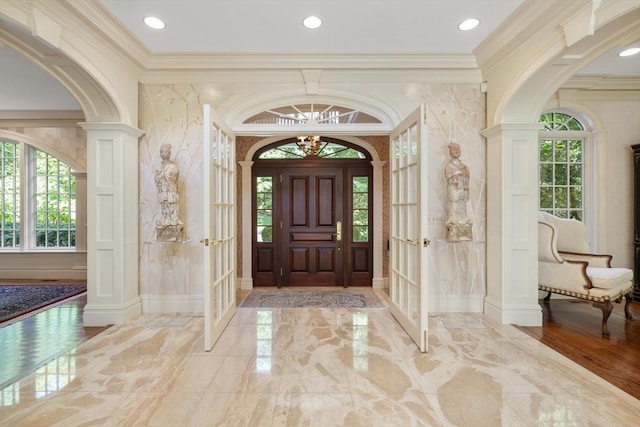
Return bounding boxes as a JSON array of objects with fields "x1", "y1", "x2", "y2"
[
  {"x1": 0, "y1": 0, "x2": 638, "y2": 111},
  {"x1": 98, "y1": 0, "x2": 524, "y2": 55}
]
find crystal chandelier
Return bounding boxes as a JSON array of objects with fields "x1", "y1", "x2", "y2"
[{"x1": 295, "y1": 135, "x2": 323, "y2": 157}]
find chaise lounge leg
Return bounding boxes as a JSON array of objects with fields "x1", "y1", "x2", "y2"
[
  {"x1": 592, "y1": 300, "x2": 613, "y2": 336},
  {"x1": 624, "y1": 292, "x2": 635, "y2": 321},
  {"x1": 543, "y1": 292, "x2": 551, "y2": 304}
]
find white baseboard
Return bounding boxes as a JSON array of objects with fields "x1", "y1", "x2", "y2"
[{"x1": 0, "y1": 269, "x2": 87, "y2": 280}]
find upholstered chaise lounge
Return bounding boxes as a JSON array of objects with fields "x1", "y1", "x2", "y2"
[{"x1": 538, "y1": 211, "x2": 634, "y2": 335}]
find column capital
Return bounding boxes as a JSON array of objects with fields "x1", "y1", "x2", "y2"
[
  {"x1": 237, "y1": 160, "x2": 254, "y2": 169},
  {"x1": 481, "y1": 122, "x2": 543, "y2": 139},
  {"x1": 80, "y1": 122, "x2": 144, "y2": 139}
]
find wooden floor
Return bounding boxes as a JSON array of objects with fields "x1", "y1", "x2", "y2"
[{"x1": 518, "y1": 298, "x2": 640, "y2": 400}]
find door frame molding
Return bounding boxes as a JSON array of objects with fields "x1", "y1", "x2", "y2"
[{"x1": 239, "y1": 136, "x2": 385, "y2": 290}]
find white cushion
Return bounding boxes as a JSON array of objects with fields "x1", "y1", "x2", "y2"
[
  {"x1": 586, "y1": 267, "x2": 633, "y2": 289},
  {"x1": 538, "y1": 211, "x2": 589, "y2": 253}
]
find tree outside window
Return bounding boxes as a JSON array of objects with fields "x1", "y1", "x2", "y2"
[
  {"x1": 0, "y1": 139, "x2": 76, "y2": 250},
  {"x1": 538, "y1": 112, "x2": 585, "y2": 221}
]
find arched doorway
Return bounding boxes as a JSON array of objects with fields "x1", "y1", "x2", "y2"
[{"x1": 251, "y1": 137, "x2": 373, "y2": 287}]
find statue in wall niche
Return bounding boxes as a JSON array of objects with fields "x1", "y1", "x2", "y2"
[
  {"x1": 444, "y1": 142, "x2": 473, "y2": 241},
  {"x1": 155, "y1": 144, "x2": 184, "y2": 242}
]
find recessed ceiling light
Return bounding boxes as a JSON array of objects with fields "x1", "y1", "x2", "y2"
[
  {"x1": 144, "y1": 16, "x2": 165, "y2": 30},
  {"x1": 619, "y1": 47, "x2": 640, "y2": 57},
  {"x1": 303, "y1": 16, "x2": 322, "y2": 29},
  {"x1": 458, "y1": 18, "x2": 480, "y2": 31}
]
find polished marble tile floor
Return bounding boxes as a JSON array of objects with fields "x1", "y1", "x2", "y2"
[
  {"x1": 0, "y1": 294, "x2": 107, "y2": 389},
  {"x1": 1, "y1": 291, "x2": 639, "y2": 426}
]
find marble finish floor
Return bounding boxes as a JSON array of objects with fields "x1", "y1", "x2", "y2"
[{"x1": 1, "y1": 293, "x2": 639, "y2": 426}]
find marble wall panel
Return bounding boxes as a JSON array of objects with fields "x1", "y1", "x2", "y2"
[{"x1": 425, "y1": 84, "x2": 487, "y2": 305}]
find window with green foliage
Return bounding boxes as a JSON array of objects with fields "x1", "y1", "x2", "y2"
[
  {"x1": 259, "y1": 142, "x2": 365, "y2": 159},
  {"x1": 538, "y1": 112, "x2": 586, "y2": 220},
  {"x1": 35, "y1": 150, "x2": 76, "y2": 248},
  {"x1": 352, "y1": 176, "x2": 369, "y2": 242},
  {"x1": 1, "y1": 141, "x2": 20, "y2": 248},
  {"x1": 0, "y1": 139, "x2": 76, "y2": 250},
  {"x1": 256, "y1": 176, "x2": 273, "y2": 242}
]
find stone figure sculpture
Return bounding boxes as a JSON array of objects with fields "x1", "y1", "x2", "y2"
[
  {"x1": 444, "y1": 142, "x2": 473, "y2": 241},
  {"x1": 155, "y1": 144, "x2": 184, "y2": 241}
]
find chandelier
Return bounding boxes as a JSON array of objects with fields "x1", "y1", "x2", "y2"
[{"x1": 295, "y1": 135, "x2": 324, "y2": 157}]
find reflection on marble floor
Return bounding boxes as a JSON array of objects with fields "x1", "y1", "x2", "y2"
[{"x1": 1, "y1": 295, "x2": 638, "y2": 426}]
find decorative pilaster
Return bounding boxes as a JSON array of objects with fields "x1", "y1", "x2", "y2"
[
  {"x1": 482, "y1": 123, "x2": 542, "y2": 326},
  {"x1": 238, "y1": 160, "x2": 254, "y2": 289},
  {"x1": 71, "y1": 172, "x2": 87, "y2": 252},
  {"x1": 371, "y1": 161, "x2": 386, "y2": 288},
  {"x1": 81, "y1": 122, "x2": 144, "y2": 326}
]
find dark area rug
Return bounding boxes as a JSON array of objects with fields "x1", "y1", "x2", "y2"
[
  {"x1": 239, "y1": 289, "x2": 384, "y2": 308},
  {"x1": 0, "y1": 284, "x2": 86, "y2": 323}
]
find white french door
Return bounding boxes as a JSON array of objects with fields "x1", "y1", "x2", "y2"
[
  {"x1": 203, "y1": 104, "x2": 236, "y2": 351},
  {"x1": 389, "y1": 105, "x2": 429, "y2": 352}
]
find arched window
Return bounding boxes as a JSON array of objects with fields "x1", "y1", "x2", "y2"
[
  {"x1": 256, "y1": 137, "x2": 369, "y2": 160},
  {"x1": 1, "y1": 139, "x2": 76, "y2": 249},
  {"x1": 243, "y1": 103, "x2": 382, "y2": 125},
  {"x1": 538, "y1": 111, "x2": 591, "y2": 222}
]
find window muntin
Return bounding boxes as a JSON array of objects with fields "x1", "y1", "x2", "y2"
[
  {"x1": 1, "y1": 141, "x2": 20, "y2": 248},
  {"x1": 352, "y1": 176, "x2": 369, "y2": 242},
  {"x1": 256, "y1": 176, "x2": 273, "y2": 243},
  {"x1": 538, "y1": 112, "x2": 586, "y2": 221},
  {"x1": 34, "y1": 150, "x2": 76, "y2": 248},
  {"x1": 0, "y1": 139, "x2": 76, "y2": 250},
  {"x1": 258, "y1": 142, "x2": 366, "y2": 160},
  {"x1": 539, "y1": 112, "x2": 584, "y2": 131},
  {"x1": 244, "y1": 103, "x2": 381, "y2": 125}
]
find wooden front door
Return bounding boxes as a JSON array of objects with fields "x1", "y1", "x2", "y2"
[
  {"x1": 252, "y1": 156, "x2": 372, "y2": 287},
  {"x1": 282, "y1": 167, "x2": 344, "y2": 286}
]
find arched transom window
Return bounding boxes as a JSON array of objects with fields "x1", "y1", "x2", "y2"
[
  {"x1": 257, "y1": 137, "x2": 368, "y2": 160},
  {"x1": 244, "y1": 103, "x2": 382, "y2": 125}
]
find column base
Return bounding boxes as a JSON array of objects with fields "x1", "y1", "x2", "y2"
[
  {"x1": 239, "y1": 277, "x2": 254, "y2": 290},
  {"x1": 484, "y1": 297, "x2": 542, "y2": 326},
  {"x1": 83, "y1": 297, "x2": 142, "y2": 326},
  {"x1": 372, "y1": 277, "x2": 386, "y2": 289}
]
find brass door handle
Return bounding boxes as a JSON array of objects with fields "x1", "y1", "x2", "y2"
[
  {"x1": 335, "y1": 221, "x2": 342, "y2": 242},
  {"x1": 200, "y1": 238, "x2": 223, "y2": 246}
]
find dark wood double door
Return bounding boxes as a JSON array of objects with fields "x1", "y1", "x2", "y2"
[{"x1": 253, "y1": 160, "x2": 372, "y2": 287}]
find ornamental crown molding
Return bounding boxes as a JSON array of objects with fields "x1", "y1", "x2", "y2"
[
  {"x1": 474, "y1": 0, "x2": 587, "y2": 74},
  {"x1": 142, "y1": 53, "x2": 478, "y2": 71},
  {"x1": 562, "y1": 75, "x2": 640, "y2": 91},
  {"x1": 63, "y1": 0, "x2": 149, "y2": 71},
  {"x1": 140, "y1": 67, "x2": 483, "y2": 85}
]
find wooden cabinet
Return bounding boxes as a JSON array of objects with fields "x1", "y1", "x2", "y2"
[{"x1": 633, "y1": 144, "x2": 640, "y2": 300}]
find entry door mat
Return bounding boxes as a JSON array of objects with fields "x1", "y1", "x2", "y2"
[
  {"x1": 239, "y1": 289, "x2": 384, "y2": 308},
  {"x1": 0, "y1": 285, "x2": 86, "y2": 323}
]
